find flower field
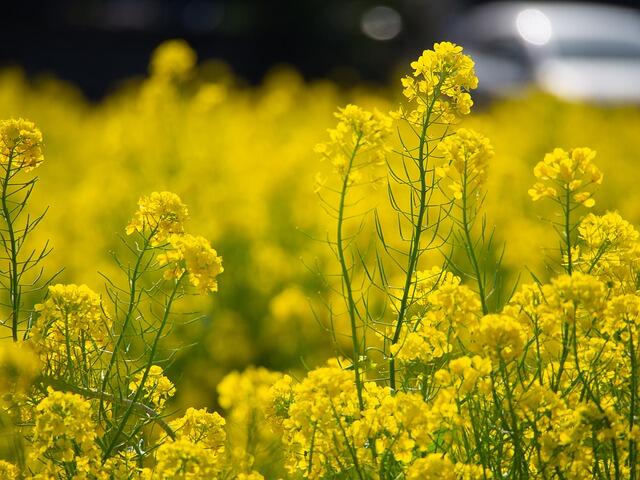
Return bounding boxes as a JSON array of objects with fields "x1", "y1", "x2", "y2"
[{"x1": 1, "y1": 39, "x2": 640, "y2": 478}]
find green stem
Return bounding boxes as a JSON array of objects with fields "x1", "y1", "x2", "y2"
[
  {"x1": 461, "y1": 153, "x2": 488, "y2": 315},
  {"x1": 389, "y1": 90, "x2": 439, "y2": 392},
  {"x1": 99, "y1": 231, "x2": 155, "y2": 422},
  {"x1": 1, "y1": 151, "x2": 21, "y2": 341},
  {"x1": 552, "y1": 313, "x2": 572, "y2": 393},
  {"x1": 102, "y1": 274, "x2": 183, "y2": 461},
  {"x1": 498, "y1": 356, "x2": 527, "y2": 478},
  {"x1": 336, "y1": 135, "x2": 365, "y2": 410},
  {"x1": 570, "y1": 319, "x2": 620, "y2": 479},
  {"x1": 629, "y1": 327, "x2": 637, "y2": 480},
  {"x1": 564, "y1": 185, "x2": 573, "y2": 275}
]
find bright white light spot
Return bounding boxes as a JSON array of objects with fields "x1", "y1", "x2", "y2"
[
  {"x1": 516, "y1": 8, "x2": 552, "y2": 46},
  {"x1": 361, "y1": 6, "x2": 403, "y2": 41}
]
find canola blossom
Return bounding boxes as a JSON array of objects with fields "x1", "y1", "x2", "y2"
[
  {"x1": 529, "y1": 146, "x2": 603, "y2": 207},
  {"x1": 157, "y1": 233, "x2": 224, "y2": 293},
  {"x1": 398, "y1": 41, "x2": 478, "y2": 124},
  {"x1": 0, "y1": 39, "x2": 638, "y2": 480},
  {"x1": 0, "y1": 118, "x2": 44, "y2": 171},
  {"x1": 126, "y1": 191, "x2": 190, "y2": 244}
]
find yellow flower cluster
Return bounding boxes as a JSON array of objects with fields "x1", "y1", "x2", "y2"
[
  {"x1": 263, "y1": 373, "x2": 294, "y2": 428},
  {"x1": 406, "y1": 454, "x2": 485, "y2": 480},
  {"x1": 393, "y1": 268, "x2": 482, "y2": 363},
  {"x1": 446, "y1": 355, "x2": 492, "y2": 395},
  {"x1": 149, "y1": 39, "x2": 197, "y2": 80},
  {"x1": 168, "y1": 407, "x2": 226, "y2": 453},
  {"x1": 505, "y1": 273, "x2": 607, "y2": 360},
  {"x1": 236, "y1": 472, "x2": 265, "y2": 480},
  {"x1": 315, "y1": 104, "x2": 392, "y2": 182},
  {"x1": 413, "y1": 266, "x2": 459, "y2": 303},
  {"x1": 575, "y1": 211, "x2": 640, "y2": 290},
  {"x1": 32, "y1": 389, "x2": 100, "y2": 469},
  {"x1": 279, "y1": 360, "x2": 359, "y2": 476},
  {"x1": 32, "y1": 284, "x2": 110, "y2": 373},
  {"x1": 391, "y1": 325, "x2": 451, "y2": 363},
  {"x1": 474, "y1": 313, "x2": 526, "y2": 362},
  {"x1": 150, "y1": 408, "x2": 228, "y2": 478},
  {"x1": 0, "y1": 117, "x2": 44, "y2": 171},
  {"x1": 399, "y1": 42, "x2": 478, "y2": 124},
  {"x1": 0, "y1": 460, "x2": 19, "y2": 477},
  {"x1": 270, "y1": 359, "x2": 485, "y2": 477},
  {"x1": 278, "y1": 271, "x2": 640, "y2": 476},
  {"x1": 529, "y1": 147, "x2": 603, "y2": 207},
  {"x1": 129, "y1": 365, "x2": 176, "y2": 410},
  {"x1": 126, "y1": 191, "x2": 190, "y2": 244},
  {"x1": 217, "y1": 367, "x2": 284, "y2": 469},
  {"x1": 218, "y1": 367, "x2": 285, "y2": 419},
  {"x1": 152, "y1": 437, "x2": 223, "y2": 479},
  {"x1": 436, "y1": 128, "x2": 494, "y2": 200},
  {"x1": 158, "y1": 233, "x2": 224, "y2": 293},
  {"x1": 127, "y1": 191, "x2": 223, "y2": 293}
]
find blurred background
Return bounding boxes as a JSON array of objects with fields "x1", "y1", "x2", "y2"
[
  {"x1": 2, "y1": 0, "x2": 640, "y2": 419},
  {"x1": 3, "y1": 0, "x2": 640, "y2": 101}
]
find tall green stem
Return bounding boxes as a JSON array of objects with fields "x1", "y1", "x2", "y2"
[
  {"x1": 98, "y1": 231, "x2": 155, "y2": 422},
  {"x1": 388, "y1": 92, "x2": 437, "y2": 392},
  {"x1": 629, "y1": 328, "x2": 637, "y2": 480},
  {"x1": 1, "y1": 150, "x2": 21, "y2": 341},
  {"x1": 336, "y1": 135, "x2": 365, "y2": 409},
  {"x1": 461, "y1": 153, "x2": 488, "y2": 315},
  {"x1": 564, "y1": 185, "x2": 573, "y2": 275},
  {"x1": 102, "y1": 274, "x2": 183, "y2": 461}
]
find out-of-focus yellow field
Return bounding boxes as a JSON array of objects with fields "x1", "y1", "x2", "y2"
[{"x1": 2, "y1": 44, "x2": 639, "y2": 412}]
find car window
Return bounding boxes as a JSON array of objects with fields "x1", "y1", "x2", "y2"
[
  {"x1": 556, "y1": 39, "x2": 640, "y2": 59},
  {"x1": 478, "y1": 37, "x2": 529, "y2": 65}
]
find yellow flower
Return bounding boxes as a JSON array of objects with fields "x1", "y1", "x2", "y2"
[
  {"x1": 529, "y1": 147, "x2": 602, "y2": 207},
  {"x1": 126, "y1": 191, "x2": 189, "y2": 244},
  {"x1": 474, "y1": 314, "x2": 527, "y2": 362},
  {"x1": 399, "y1": 42, "x2": 478, "y2": 125},
  {"x1": 153, "y1": 437, "x2": 223, "y2": 479},
  {"x1": 32, "y1": 284, "x2": 110, "y2": 372},
  {"x1": 217, "y1": 367, "x2": 284, "y2": 471},
  {"x1": 449, "y1": 355, "x2": 492, "y2": 394},
  {"x1": 391, "y1": 326, "x2": 451, "y2": 363},
  {"x1": 264, "y1": 374, "x2": 294, "y2": 427},
  {"x1": 169, "y1": 407, "x2": 226, "y2": 453},
  {"x1": 545, "y1": 273, "x2": 607, "y2": 320},
  {"x1": 279, "y1": 360, "x2": 360, "y2": 476},
  {"x1": 0, "y1": 461, "x2": 19, "y2": 478},
  {"x1": 579, "y1": 211, "x2": 639, "y2": 249},
  {"x1": 576, "y1": 212, "x2": 640, "y2": 290},
  {"x1": 129, "y1": 365, "x2": 176, "y2": 410},
  {"x1": 0, "y1": 117, "x2": 44, "y2": 171},
  {"x1": 315, "y1": 104, "x2": 392, "y2": 181},
  {"x1": 437, "y1": 128, "x2": 494, "y2": 200},
  {"x1": 236, "y1": 473, "x2": 265, "y2": 480},
  {"x1": 32, "y1": 388, "x2": 98, "y2": 463},
  {"x1": 218, "y1": 367, "x2": 284, "y2": 418},
  {"x1": 33, "y1": 283, "x2": 106, "y2": 339},
  {"x1": 157, "y1": 233, "x2": 224, "y2": 293},
  {"x1": 407, "y1": 453, "x2": 483, "y2": 480},
  {"x1": 150, "y1": 39, "x2": 197, "y2": 80}
]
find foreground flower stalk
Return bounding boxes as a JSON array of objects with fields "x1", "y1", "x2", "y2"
[{"x1": 0, "y1": 119, "x2": 50, "y2": 341}]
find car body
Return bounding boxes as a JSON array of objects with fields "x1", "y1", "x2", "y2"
[{"x1": 449, "y1": 2, "x2": 640, "y2": 102}]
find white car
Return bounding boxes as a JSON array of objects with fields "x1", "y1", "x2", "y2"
[{"x1": 450, "y1": 2, "x2": 640, "y2": 103}]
